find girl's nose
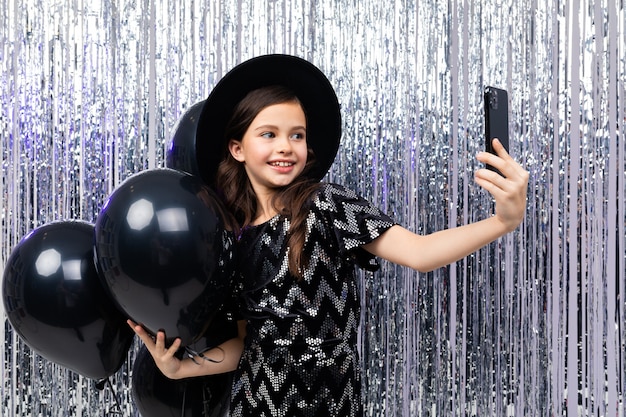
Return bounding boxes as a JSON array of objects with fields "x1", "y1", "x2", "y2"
[{"x1": 276, "y1": 136, "x2": 293, "y2": 154}]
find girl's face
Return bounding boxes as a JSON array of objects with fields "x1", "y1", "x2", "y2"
[{"x1": 228, "y1": 101, "x2": 308, "y2": 196}]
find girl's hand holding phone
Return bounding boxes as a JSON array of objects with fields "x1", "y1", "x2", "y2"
[{"x1": 475, "y1": 139, "x2": 529, "y2": 232}]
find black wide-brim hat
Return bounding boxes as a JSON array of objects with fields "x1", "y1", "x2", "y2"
[{"x1": 195, "y1": 54, "x2": 342, "y2": 187}]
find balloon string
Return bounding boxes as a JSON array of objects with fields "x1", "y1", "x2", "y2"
[
  {"x1": 202, "y1": 382, "x2": 213, "y2": 415},
  {"x1": 95, "y1": 377, "x2": 124, "y2": 416},
  {"x1": 181, "y1": 381, "x2": 187, "y2": 417},
  {"x1": 185, "y1": 346, "x2": 225, "y2": 364}
]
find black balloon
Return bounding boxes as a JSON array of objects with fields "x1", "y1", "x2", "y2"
[
  {"x1": 1, "y1": 220, "x2": 135, "y2": 380},
  {"x1": 94, "y1": 168, "x2": 235, "y2": 346},
  {"x1": 132, "y1": 346, "x2": 232, "y2": 417},
  {"x1": 166, "y1": 100, "x2": 205, "y2": 177},
  {"x1": 131, "y1": 311, "x2": 237, "y2": 417}
]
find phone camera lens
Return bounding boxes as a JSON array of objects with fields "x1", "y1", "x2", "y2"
[{"x1": 489, "y1": 90, "x2": 498, "y2": 109}]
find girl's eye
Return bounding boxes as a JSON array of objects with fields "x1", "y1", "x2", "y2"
[
  {"x1": 260, "y1": 132, "x2": 275, "y2": 138},
  {"x1": 291, "y1": 132, "x2": 305, "y2": 140}
]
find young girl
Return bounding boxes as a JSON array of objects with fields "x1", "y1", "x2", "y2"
[{"x1": 129, "y1": 54, "x2": 529, "y2": 417}]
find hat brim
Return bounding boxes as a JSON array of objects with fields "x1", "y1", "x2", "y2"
[{"x1": 195, "y1": 54, "x2": 341, "y2": 187}]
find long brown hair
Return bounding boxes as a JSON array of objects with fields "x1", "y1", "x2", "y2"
[{"x1": 215, "y1": 85, "x2": 321, "y2": 279}]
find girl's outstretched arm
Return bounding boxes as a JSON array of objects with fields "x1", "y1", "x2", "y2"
[
  {"x1": 363, "y1": 139, "x2": 529, "y2": 273},
  {"x1": 128, "y1": 319, "x2": 246, "y2": 379}
]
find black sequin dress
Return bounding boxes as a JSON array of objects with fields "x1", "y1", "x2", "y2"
[{"x1": 229, "y1": 183, "x2": 395, "y2": 417}]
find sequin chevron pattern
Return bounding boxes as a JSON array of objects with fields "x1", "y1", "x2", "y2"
[{"x1": 230, "y1": 183, "x2": 395, "y2": 416}]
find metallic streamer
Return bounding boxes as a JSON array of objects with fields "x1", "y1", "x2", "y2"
[{"x1": 1, "y1": 0, "x2": 625, "y2": 416}]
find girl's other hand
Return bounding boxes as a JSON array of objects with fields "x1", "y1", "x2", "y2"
[
  {"x1": 475, "y1": 139, "x2": 529, "y2": 232},
  {"x1": 127, "y1": 319, "x2": 183, "y2": 379}
]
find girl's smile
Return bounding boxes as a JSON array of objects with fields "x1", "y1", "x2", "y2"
[{"x1": 228, "y1": 101, "x2": 308, "y2": 196}]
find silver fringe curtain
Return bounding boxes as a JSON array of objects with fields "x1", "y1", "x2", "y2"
[{"x1": 1, "y1": 0, "x2": 624, "y2": 416}]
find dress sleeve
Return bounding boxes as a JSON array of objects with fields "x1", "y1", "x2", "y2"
[{"x1": 315, "y1": 183, "x2": 396, "y2": 271}]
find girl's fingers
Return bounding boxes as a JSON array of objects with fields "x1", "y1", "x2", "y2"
[
  {"x1": 490, "y1": 138, "x2": 511, "y2": 160},
  {"x1": 477, "y1": 148, "x2": 527, "y2": 182},
  {"x1": 166, "y1": 337, "x2": 182, "y2": 356},
  {"x1": 155, "y1": 330, "x2": 165, "y2": 350},
  {"x1": 127, "y1": 319, "x2": 181, "y2": 357},
  {"x1": 488, "y1": 139, "x2": 528, "y2": 178},
  {"x1": 127, "y1": 320, "x2": 159, "y2": 351},
  {"x1": 128, "y1": 319, "x2": 152, "y2": 344},
  {"x1": 127, "y1": 319, "x2": 182, "y2": 378},
  {"x1": 474, "y1": 142, "x2": 529, "y2": 230},
  {"x1": 154, "y1": 331, "x2": 181, "y2": 358}
]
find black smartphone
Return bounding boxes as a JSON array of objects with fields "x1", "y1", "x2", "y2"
[{"x1": 483, "y1": 86, "x2": 510, "y2": 176}]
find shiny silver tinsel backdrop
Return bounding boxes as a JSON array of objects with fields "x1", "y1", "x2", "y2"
[{"x1": 1, "y1": 0, "x2": 624, "y2": 416}]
